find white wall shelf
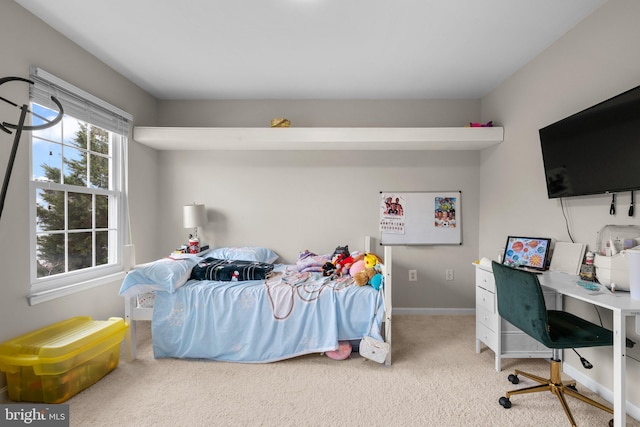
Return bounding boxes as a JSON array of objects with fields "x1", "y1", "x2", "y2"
[{"x1": 133, "y1": 126, "x2": 504, "y2": 151}]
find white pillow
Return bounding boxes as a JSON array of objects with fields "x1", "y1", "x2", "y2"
[
  {"x1": 119, "y1": 255, "x2": 201, "y2": 296},
  {"x1": 207, "y1": 246, "x2": 279, "y2": 264}
]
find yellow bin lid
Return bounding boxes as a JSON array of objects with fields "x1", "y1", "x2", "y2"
[{"x1": 0, "y1": 316, "x2": 127, "y2": 370}]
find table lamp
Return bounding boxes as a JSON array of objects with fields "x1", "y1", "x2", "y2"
[{"x1": 183, "y1": 203, "x2": 206, "y2": 240}]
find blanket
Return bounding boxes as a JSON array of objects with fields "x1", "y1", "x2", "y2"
[
  {"x1": 190, "y1": 257, "x2": 274, "y2": 281},
  {"x1": 152, "y1": 268, "x2": 384, "y2": 363}
]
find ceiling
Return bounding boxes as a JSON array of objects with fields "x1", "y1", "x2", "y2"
[{"x1": 15, "y1": 0, "x2": 606, "y2": 100}]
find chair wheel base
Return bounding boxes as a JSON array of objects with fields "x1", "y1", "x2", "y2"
[
  {"x1": 508, "y1": 374, "x2": 519, "y2": 384},
  {"x1": 499, "y1": 396, "x2": 512, "y2": 408}
]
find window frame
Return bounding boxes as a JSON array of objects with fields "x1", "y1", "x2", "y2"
[{"x1": 27, "y1": 68, "x2": 131, "y2": 305}]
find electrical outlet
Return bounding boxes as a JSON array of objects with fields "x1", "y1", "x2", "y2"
[
  {"x1": 408, "y1": 269, "x2": 417, "y2": 282},
  {"x1": 445, "y1": 269, "x2": 454, "y2": 281}
]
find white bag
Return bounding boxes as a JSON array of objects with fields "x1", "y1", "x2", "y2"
[
  {"x1": 359, "y1": 335, "x2": 389, "y2": 364},
  {"x1": 359, "y1": 287, "x2": 388, "y2": 364}
]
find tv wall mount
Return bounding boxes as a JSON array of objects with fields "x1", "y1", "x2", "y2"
[{"x1": 0, "y1": 76, "x2": 63, "y2": 222}]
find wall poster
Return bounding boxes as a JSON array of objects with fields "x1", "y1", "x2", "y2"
[
  {"x1": 380, "y1": 191, "x2": 462, "y2": 245},
  {"x1": 434, "y1": 196, "x2": 457, "y2": 228},
  {"x1": 380, "y1": 193, "x2": 406, "y2": 234}
]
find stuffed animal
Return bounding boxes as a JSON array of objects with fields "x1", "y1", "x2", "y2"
[
  {"x1": 322, "y1": 261, "x2": 336, "y2": 277},
  {"x1": 351, "y1": 253, "x2": 365, "y2": 263},
  {"x1": 332, "y1": 245, "x2": 350, "y2": 259},
  {"x1": 322, "y1": 245, "x2": 354, "y2": 277},
  {"x1": 332, "y1": 253, "x2": 355, "y2": 276},
  {"x1": 325, "y1": 340, "x2": 352, "y2": 360},
  {"x1": 349, "y1": 259, "x2": 366, "y2": 277},
  {"x1": 467, "y1": 121, "x2": 493, "y2": 127},
  {"x1": 354, "y1": 252, "x2": 385, "y2": 289},
  {"x1": 354, "y1": 268, "x2": 376, "y2": 286},
  {"x1": 369, "y1": 273, "x2": 383, "y2": 290},
  {"x1": 364, "y1": 252, "x2": 383, "y2": 269},
  {"x1": 324, "y1": 255, "x2": 355, "y2": 277},
  {"x1": 354, "y1": 268, "x2": 384, "y2": 289},
  {"x1": 323, "y1": 245, "x2": 369, "y2": 277}
]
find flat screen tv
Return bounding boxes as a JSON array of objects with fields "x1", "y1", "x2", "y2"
[{"x1": 539, "y1": 84, "x2": 640, "y2": 199}]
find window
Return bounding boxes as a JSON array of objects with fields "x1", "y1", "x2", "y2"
[{"x1": 28, "y1": 68, "x2": 132, "y2": 304}]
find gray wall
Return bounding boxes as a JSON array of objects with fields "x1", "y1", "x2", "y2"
[
  {"x1": 480, "y1": 0, "x2": 640, "y2": 407},
  {"x1": 0, "y1": 0, "x2": 159, "y2": 386},
  {"x1": 155, "y1": 98, "x2": 483, "y2": 311}
]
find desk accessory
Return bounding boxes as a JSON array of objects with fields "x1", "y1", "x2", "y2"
[
  {"x1": 550, "y1": 242, "x2": 586, "y2": 275},
  {"x1": 501, "y1": 236, "x2": 551, "y2": 271}
]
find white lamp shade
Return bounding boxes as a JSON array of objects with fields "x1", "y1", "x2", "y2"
[{"x1": 183, "y1": 204, "x2": 206, "y2": 228}]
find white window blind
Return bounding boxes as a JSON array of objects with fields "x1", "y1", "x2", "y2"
[{"x1": 29, "y1": 66, "x2": 132, "y2": 136}]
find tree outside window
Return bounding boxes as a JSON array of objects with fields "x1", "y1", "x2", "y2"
[{"x1": 32, "y1": 104, "x2": 115, "y2": 279}]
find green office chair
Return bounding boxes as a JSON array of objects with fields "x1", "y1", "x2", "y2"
[{"x1": 491, "y1": 261, "x2": 614, "y2": 427}]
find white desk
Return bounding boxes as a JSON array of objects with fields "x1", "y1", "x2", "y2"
[{"x1": 538, "y1": 271, "x2": 640, "y2": 427}]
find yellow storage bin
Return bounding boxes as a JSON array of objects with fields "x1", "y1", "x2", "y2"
[{"x1": 0, "y1": 316, "x2": 127, "y2": 403}]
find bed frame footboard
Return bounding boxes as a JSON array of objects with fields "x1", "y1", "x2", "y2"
[
  {"x1": 382, "y1": 244, "x2": 393, "y2": 366},
  {"x1": 365, "y1": 235, "x2": 393, "y2": 366}
]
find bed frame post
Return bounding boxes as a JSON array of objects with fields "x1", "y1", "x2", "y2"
[
  {"x1": 383, "y1": 244, "x2": 392, "y2": 366},
  {"x1": 124, "y1": 295, "x2": 137, "y2": 362},
  {"x1": 365, "y1": 235, "x2": 392, "y2": 366}
]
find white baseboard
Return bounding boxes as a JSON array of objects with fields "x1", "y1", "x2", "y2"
[
  {"x1": 393, "y1": 307, "x2": 475, "y2": 315},
  {"x1": 564, "y1": 363, "x2": 640, "y2": 421}
]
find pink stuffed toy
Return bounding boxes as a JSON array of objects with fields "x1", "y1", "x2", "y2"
[
  {"x1": 325, "y1": 341, "x2": 352, "y2": 360},
  {"x1": 468, "y1": 121, "x2": 493, "y2": 127},
  {"x1": 349, "y1": 259, "x2": 366, "y2": 277}
]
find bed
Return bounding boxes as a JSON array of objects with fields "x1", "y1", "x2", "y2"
[{"x1": 120, "y1": 236, "x2": 392, "y2": 365}]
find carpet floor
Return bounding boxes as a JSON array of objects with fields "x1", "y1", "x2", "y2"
[{"x1": 65, "y1": 315, "x2": 639, "y2": 427}]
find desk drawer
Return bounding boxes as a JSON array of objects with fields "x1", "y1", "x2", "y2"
[
  {"x1": 477, "y1": 322, "x2": 498, "y2": 352},
  {"x1": 476, "y1": 285, "x2": 495, "y2": 313},
  {"x1": 476, "y1": 305, "x2": 498, "y2": 331},
  {"x1": 476, "y1": 268, "x2": 495, "y2": 292}
]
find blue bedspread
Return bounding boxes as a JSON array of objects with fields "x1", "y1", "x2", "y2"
[{"x1": 151, "y1": 268, "x2": 384, "y2": 363}]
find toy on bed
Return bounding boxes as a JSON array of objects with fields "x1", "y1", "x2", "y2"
[
  {"x1": 322, "y1": 245, "x2": 357, "y2": 277},
  {"x1": 353, "y1": 269, "x2": 382, "y2": 289},
  {"x1": 352, "y1": 252, "x2": 384, "y2": 289}
]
